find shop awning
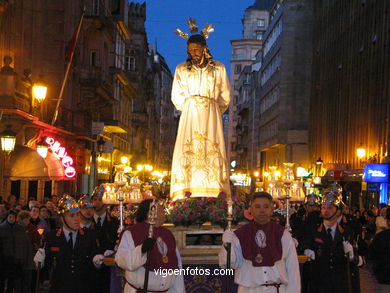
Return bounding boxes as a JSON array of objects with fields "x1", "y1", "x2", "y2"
[{"x1": 8, "y1": 145, "x2": 70, "y2": 180}]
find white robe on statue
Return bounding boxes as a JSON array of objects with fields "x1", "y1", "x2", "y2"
[
  {"x1": 170, "y1": 60, "x2": 231, "y2": 201},
  {"x1": 219, "y1": 230, "x2": 301, "y2": 293},
  {"x1": 115, "y1": 230, "x2": 185, "y2": 293}
]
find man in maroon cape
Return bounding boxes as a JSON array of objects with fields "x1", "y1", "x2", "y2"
[
  {"x1": 115, "y1": 199, "x2": 185, "y2": 293},
  {"x1": 219, "y1": 192, "x2": 300, "y2": 293}
]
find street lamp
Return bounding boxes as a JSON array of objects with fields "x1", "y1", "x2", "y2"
[
  {"x1": 0, "y1": 125, "x2": 16, "y2": 155},
  {"x1": 121, "y1": 156, "x2": 129, "y2": 165},
  {"x1": 96, "y1": 137, "x2": 105, "y2": 156},
  {"x1": 356, "y1": 146, "x2": 366, "y2": 159},
  {"x1": 32, "y1": 83, "x2": 47, "y2": 103}
]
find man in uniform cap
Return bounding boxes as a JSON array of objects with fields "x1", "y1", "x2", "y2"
[
  {"x1": 33, "y1": 195, "x2": 104, "y2": 293},
  {"x1": 91, "y1": 187, "x2": 119, "y2": 292},
  {"x1": 219, "y1": 192, "x2": 301, "y2": 292},
  {"x1": 115, "y1": 198, "x2": 185, "y2": 293},
  {"x1": 78, "y1": 195, "x2": 96, "y2": 231},
  {"x1": 301, "y1": 184, "x2": 363, "y2": 293}
]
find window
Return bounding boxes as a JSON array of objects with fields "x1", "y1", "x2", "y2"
[
  {"x1": 234, "y1": 64, "x2": 242, "y2": 74},
  {"x1": 90, "y1": 50, "x2": 98, "y2": 67},
  {"x1": 256, "y1": 32, "x2": 263, "y2": 40},
  {"x1": 125, "y1": 49, "x2": 136, "y2": 71},
  {"x1": 92, "y1": 0, "x2": 100, "y2": 16},
  {"x1": 257, "y1": 19, "x2": 265, "y2": 27}
]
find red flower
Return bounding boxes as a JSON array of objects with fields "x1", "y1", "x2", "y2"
[{"x1": 184, "y1": 191, "x2": 192, "y2": 198}]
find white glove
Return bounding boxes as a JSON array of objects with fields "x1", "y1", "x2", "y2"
[
  {"x1": 292, "y1": 238, "x2": 299, "y2": 248},
  {"x1": 93, "y1": 254, "x2": 104, "y2": 268},
  {"x1": 103, "y1": 250, "x2": 114, "y2": 257},
  {"x1": 357, "y1": 256, "x2": 364, "y2": 267},
  {"x1": 222, "y1": 230, "x2": 236, "y2": 244},
  {"x1": 34, "y1": 248, "x2": 45, "y2": 268},
  {"x1": 343, "y1": 241, "x2": 354, "y2": 260},
  {"x1": 304, "y1": 249, "x2": 315, "y2": 261}
]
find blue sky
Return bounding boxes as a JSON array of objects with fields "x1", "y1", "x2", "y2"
[{"x1": 141, "y1": 0, "x2": 255, "y2": 73}]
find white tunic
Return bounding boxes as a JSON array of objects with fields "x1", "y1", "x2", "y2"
[
  {"x1": 170, "y1": 60, "x2": 231, "y2": 201},
  {"x1": 219, "y1": 230, "x2": 301, "y2": 293},
  {"x1": 115, "y1": 230, "x2": 185, "y2": 293}
]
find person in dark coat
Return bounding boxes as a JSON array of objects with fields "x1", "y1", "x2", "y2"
[
  {"x1": 0, "y1": 209, "x2": 33, "y2": 293},
  {"x1": 33, "y1": 195, "x2": 104, "y2": 293},
  {"x1": 370, "y1": 208, "x2": 390, "y2": 292},
  {"x1": 91, "y1": 188, "x2": 119, "y2": 293},
  {"x1": 301, "y1": 185, "x2": 362, "y2": 293}
]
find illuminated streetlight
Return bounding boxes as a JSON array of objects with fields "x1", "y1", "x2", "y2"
[
  {"x1": 0, "y1": 125, "x2": 16, "y2": 154},
  {"x1": 121, "y1": 156, "x2": 128, "y2": 165},
  {"x1": 356, "y1": 147, "x2": 366, "y2": 159},
  {"x1": 32, "y1": 84, "x2": 47, "y2": 103}
]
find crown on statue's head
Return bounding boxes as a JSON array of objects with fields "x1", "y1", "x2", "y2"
[{"x1": 174, "y1": 17, "x2": 215, "y2": 40}]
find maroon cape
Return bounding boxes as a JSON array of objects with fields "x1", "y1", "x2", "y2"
[
  {"x1": 128, "y1": 222, "x2": 179, "y2": 270},
  {"x1": 234, "y1": 221, "x2": 284, "y2": 267}
]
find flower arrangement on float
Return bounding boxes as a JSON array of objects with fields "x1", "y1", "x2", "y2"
[{"x1": 166, "y1": 192, "x2": 247, "y2": 228}]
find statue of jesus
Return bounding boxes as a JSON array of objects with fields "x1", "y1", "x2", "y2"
[{"x1": 170, "y1": 28, "x2": 231, "y2": 201}]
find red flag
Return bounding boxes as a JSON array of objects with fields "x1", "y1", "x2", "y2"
[{"x1": 65, "y1": 10, "x2": 85, "y2": 62}]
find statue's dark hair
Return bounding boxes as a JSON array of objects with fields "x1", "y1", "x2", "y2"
[{"x1": 185, "y1": 34, "x2": 214, "y2": 70}]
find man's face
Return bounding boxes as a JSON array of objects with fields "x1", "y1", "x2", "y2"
[
  {"x1": 63, "y1": 212, "x2": 80, "y2": 231},
  {"x1": 8, "y1": 195, "x2": 16, "y2": 205},
  {"x1": 250, "y1": 197, "x2": 273, "y2": 225},
  {"x1": 80, "y1": 207, "x2": 94, "y2": 219},
  {"x1": 321, "y1": 204, "x2": 338, "y2": 220},
  {"x1": 20, "y1": 217, "x2": 31, "y2": 227},
  {"x1": 92, "y1": 197, "x2": 104, "y2": 211},
  {"x1": 30, "y1": 207, "x2": 39, "y2": 219},
  {"x1": 306, "y1": 204, "x2": 317, "y2": 213},
  {"x1": 18, "y1": 198, "x2": 26, "y2": 206},
  {"x1": 40, "y1": 207, "x2": 49, "y2": 219},
  {"x1": 187, "y1": 43, "x2": 205, "y2": 65},
  {"x1": 7, "y1": 214, "x2": 16, "y2": 224}
]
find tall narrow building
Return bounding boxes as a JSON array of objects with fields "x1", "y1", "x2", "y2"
[{"x1": 228, "y1": 0, "x2": 273, "y2": 171}]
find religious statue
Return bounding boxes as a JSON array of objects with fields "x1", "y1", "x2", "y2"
[{"x1": 170, "y1": 18, "x2": 231, "y2": 201}]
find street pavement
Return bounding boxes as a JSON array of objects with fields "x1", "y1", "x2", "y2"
[{"x1": 360, "y1": 264, "x2": 379, "y2": 293}]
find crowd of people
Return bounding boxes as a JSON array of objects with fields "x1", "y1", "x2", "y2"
[
  {"x1": 0, "y1": 185, "x2": 389, "y2": 293},
  {"x1": 0, "y1": 192, "x2": 119, "y2": 293}
]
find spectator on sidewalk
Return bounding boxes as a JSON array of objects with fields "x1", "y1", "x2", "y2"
[
  {"x1": 370, "y1": 208, "x2": 390, "y2": 293},
  {"x1": 375, "y1": 206, "x2": 388, "y2": 234},
  {"x1": 0, "y1": 209, "x2": 32, "y2": 293}
]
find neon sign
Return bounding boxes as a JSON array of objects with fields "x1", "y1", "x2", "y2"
[
  {"x1": 363, "y1": 164, "x2": 389, "y2": 183},
  {"x1": 45, "y1": 137, "x2": 76, "y2": 178}
]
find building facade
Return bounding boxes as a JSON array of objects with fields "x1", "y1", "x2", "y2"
[
  {"x1": 227, "y1": 0, "x2": 273, "y2": 171},
  {"x1": 0, "y1": 0, "x2": 174, "y2": 200},
  {"x1": 257, "y1": 0, "x2": 313, "y2": 177},
  {"x1": 309, "y1": 0, "x2": 390, "y2": 206}
]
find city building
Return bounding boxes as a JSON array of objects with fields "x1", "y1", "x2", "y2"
[
  {"x1": 0, "y1": 0, "x2": 174, "y2": 200},
  {"x1": 256, "y1": 0, "x2": 313, "y2": 180},
  {"x1": 309, "y1": 0, "x2": 390, "y2": 206},
  {"x1": 227, "y1": 0, "x2": 273, "y2": 170}
]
